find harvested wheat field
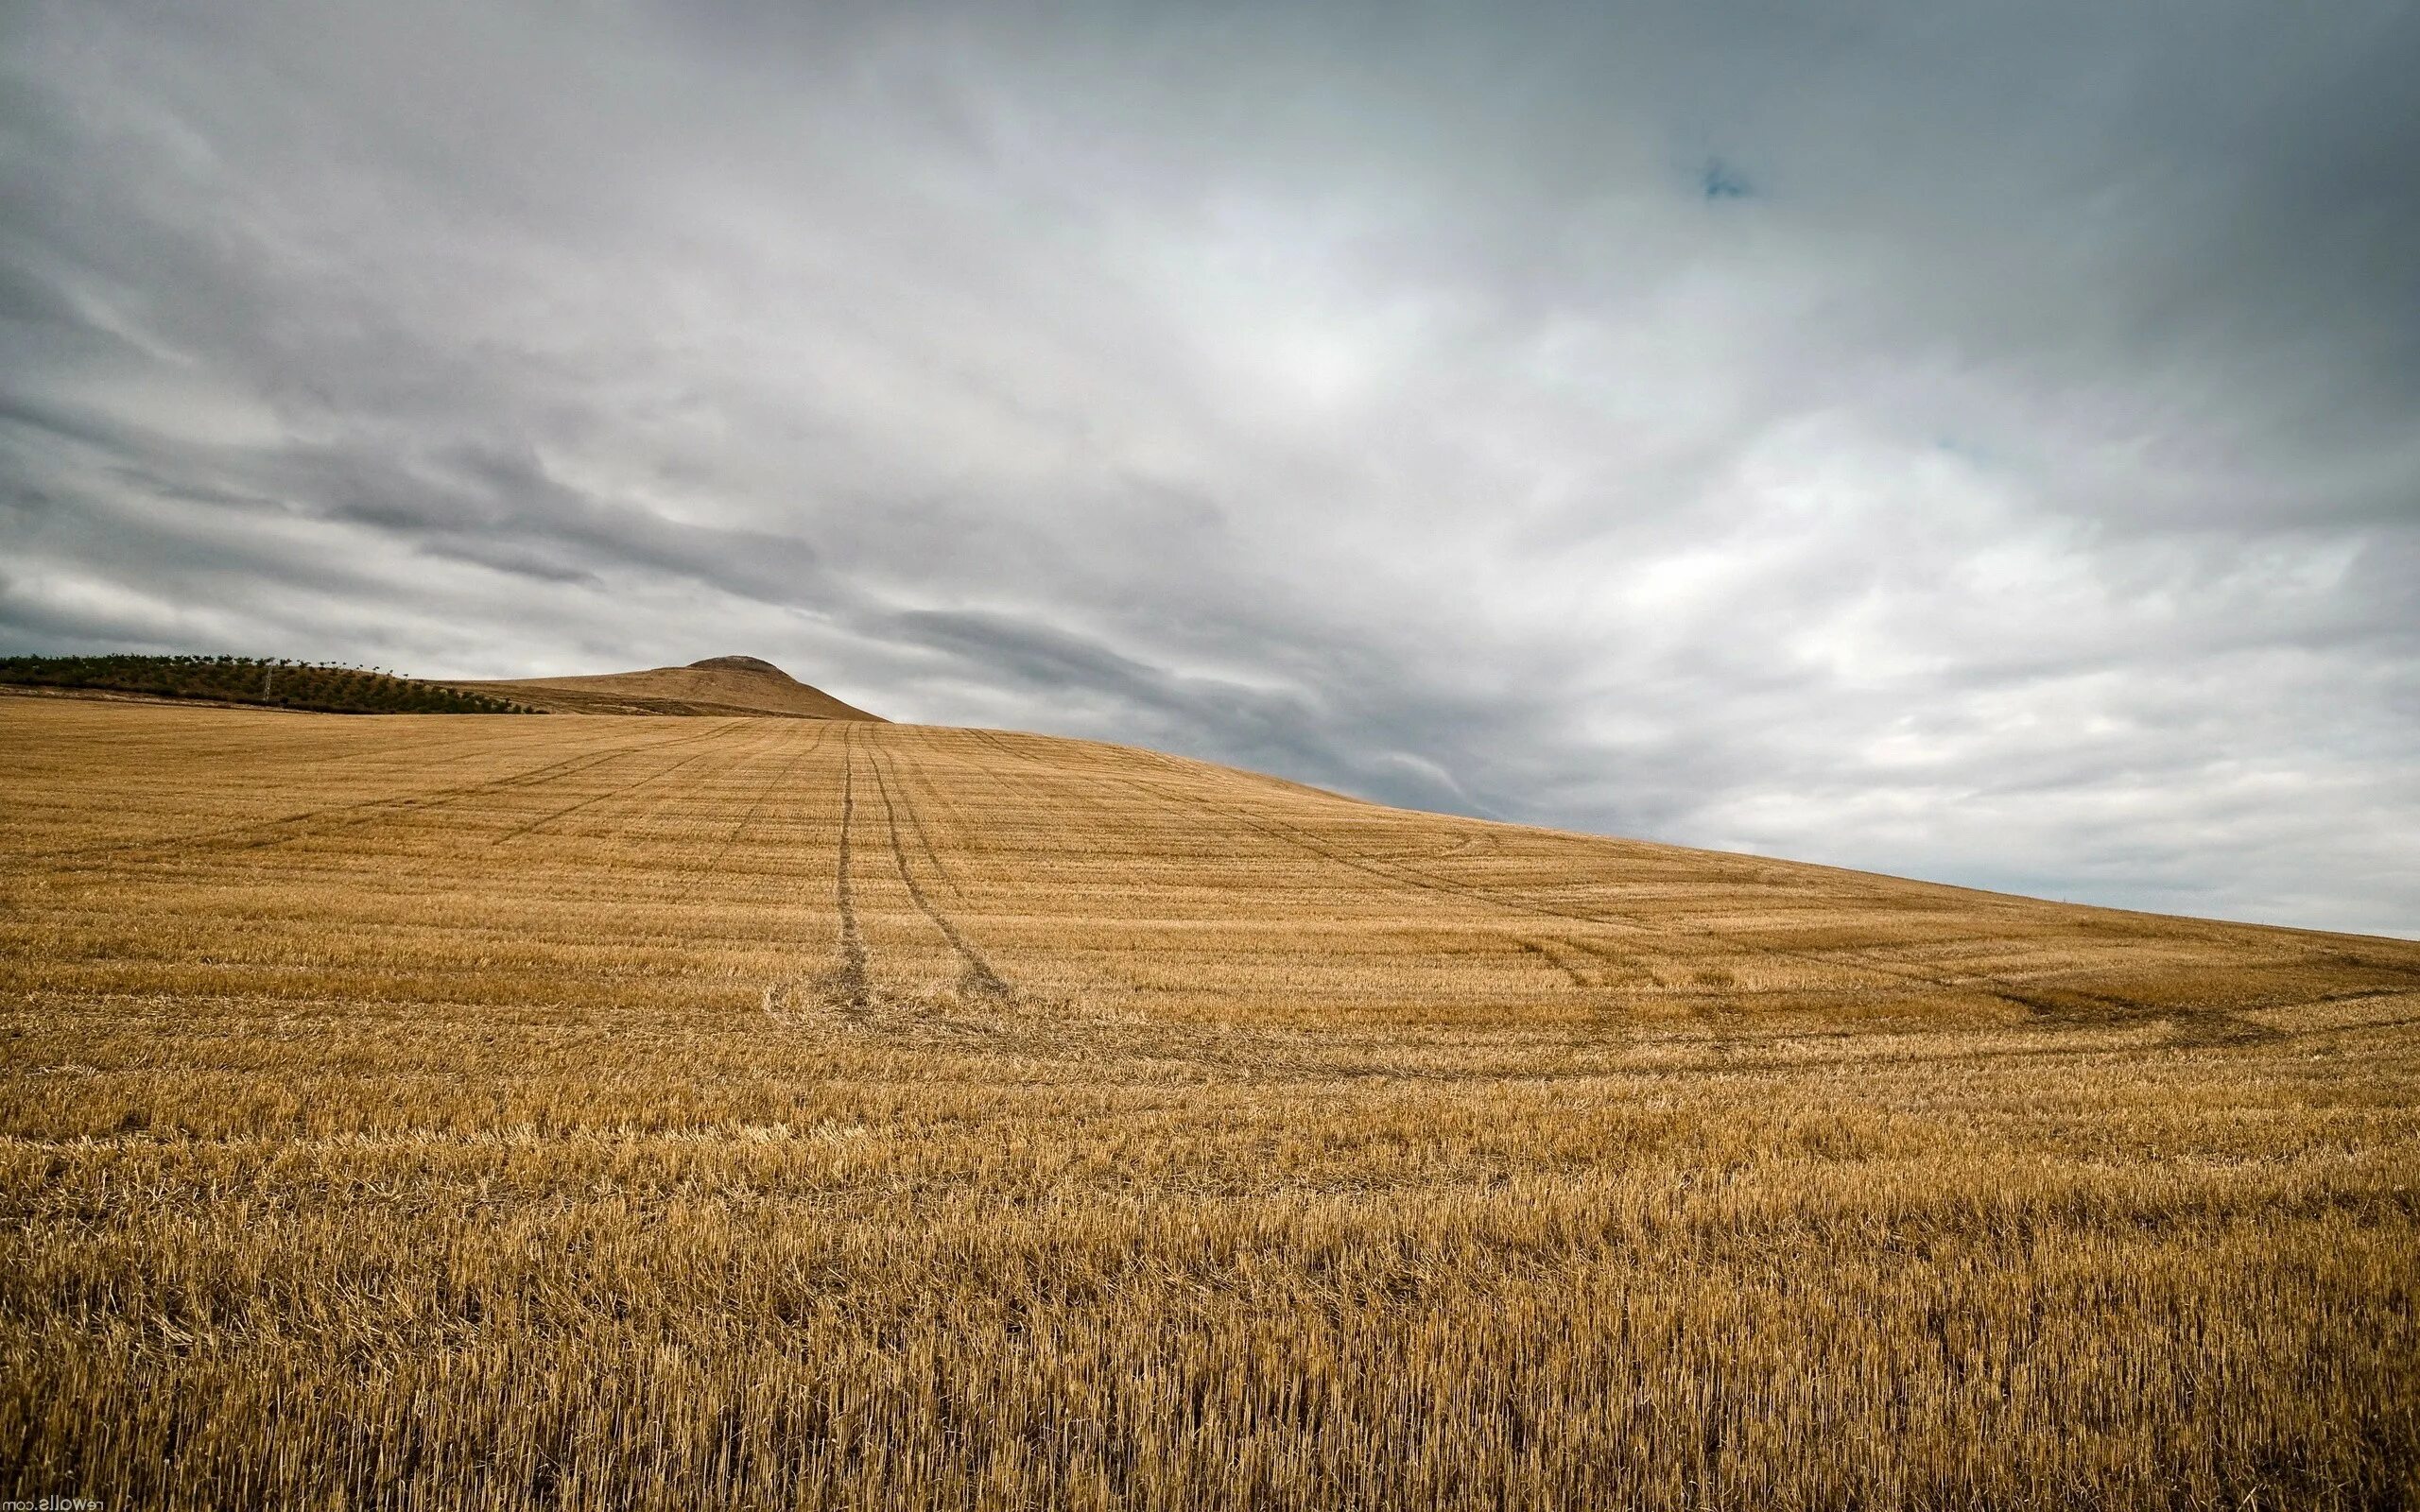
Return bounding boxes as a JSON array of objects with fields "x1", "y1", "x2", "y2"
[{"x1": 4, "y1": 692, "x2": 2418, "y2": 1510}]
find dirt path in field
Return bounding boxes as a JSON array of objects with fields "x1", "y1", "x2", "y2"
[
  {"x1": 824, "y1": 733, "x2": 870, "y2": 1018},
  {"x1": 868, "y1": 745, "x2": 1010, "y2": 999}
]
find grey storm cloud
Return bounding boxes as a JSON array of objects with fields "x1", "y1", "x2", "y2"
[{"x1": 3, "y1": 0, "x2": 2416, "y2": 934}]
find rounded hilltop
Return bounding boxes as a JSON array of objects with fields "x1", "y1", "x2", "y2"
[
  {"x1": 687, "y1": 655, "x2": 788, "y2": 676},
  {"x1": 454, "y1": 654, "x2": 883, "y2": 720}
]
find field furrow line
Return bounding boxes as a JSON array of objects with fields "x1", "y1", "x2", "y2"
[
  {"x1": 1101, "y1": 747, "x2": 2118, "y2": 1015},
  {"x1": 488, "y1": 743, "x2": 726, "y2": 845},
  {"x1": 23, "y1": 722, "x2": 735, "y2": 868},
  {"x1": 964, "y1": 731, "x2": 2015, "y2": 1009},
  {"x1": 1106, "y1": 767, "x2": 2039, "y2": 1010},
  {"x1": 669, "y1": 726, "x2": 828, "y2": 903},
  {"x1": 860, "y1": 731, "x2": 2354, "y2": 1026},
  {"x1": 1111, "y1": 765, "x2": 1642, "y2": 930},
  {"x1": 868, "y1": 743, "x2": 1010, "y2": 999}
]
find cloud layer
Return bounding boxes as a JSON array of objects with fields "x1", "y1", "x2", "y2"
[{"x1": 5, "y1": 0, "x2": 2416, "y2": 934}]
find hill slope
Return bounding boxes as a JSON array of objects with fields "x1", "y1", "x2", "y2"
[
  {"x1": 9, "y1": 697, "x2": 2411, "y2": 1027},
  {"x1": 457, "y1": 654, "x2": 882, "y2": 719},
  {"x1": 5, "y1": 696, "x2": 2417, "y2": 1508}
]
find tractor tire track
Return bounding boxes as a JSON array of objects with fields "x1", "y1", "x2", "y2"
[
  {"x1": 1514, "y1": 936, "x2": 1596, "y2": 988},
  {"x1": 823, "y1": 734, "x2": 869, "y2": 1017},
  {"x1": 965, "y1": 733, "x2": 1664, "y2": 998},
  {"x1": 968, "y1": 730, "x2": 2290, "y2": 1027},
  {"x1": 1102, "y1": 743, "x2": 2242, "y2": 1026},
  {"x1": 1105, "y1": 762, "x2": 2072, "y2": 1018},
  {"x1": 867, "y1": 744, "x2": 1009, "y2": 998},
  {"x1": 873, "y1": 743, "x2": 972, "y2": 901}
]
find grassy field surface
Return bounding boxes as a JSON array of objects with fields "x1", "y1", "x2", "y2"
[{"x1": 3, "y1": 696, "x2": 2416, "y2": 1508}]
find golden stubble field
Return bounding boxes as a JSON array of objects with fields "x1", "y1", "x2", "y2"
[{"x1": 3, "y1": 694, "x2": 2417, "y2": 1509}]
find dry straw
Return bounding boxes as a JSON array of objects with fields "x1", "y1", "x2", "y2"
[{"x1": 4, "y1": 696, "x2": 2416, "y2": 1508}]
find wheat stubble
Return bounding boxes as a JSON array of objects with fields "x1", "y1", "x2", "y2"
[{"x1": 3, "y1": 696, "x2": 2417, "y2": 1509}]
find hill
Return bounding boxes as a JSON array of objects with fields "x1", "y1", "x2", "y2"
[
  {"x1": 0, "y1": 653, "x2": 539, "y2": 713},
  {"x1": 4, "y1": 696, "x2": 2416, "y2": 1509},
  {"x1": 456, "y1": 654, "x2": 882, "y2": 719}
]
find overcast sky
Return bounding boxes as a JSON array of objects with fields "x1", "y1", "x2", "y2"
[{"x1": 4, "y1": 0, "x2": 2416, "y2": 936}]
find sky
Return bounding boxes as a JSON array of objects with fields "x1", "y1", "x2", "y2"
[{"x1": 3, "y1": 0, "x2": 2416, "y2": 936}]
